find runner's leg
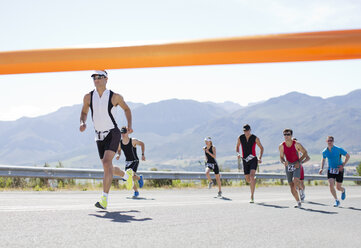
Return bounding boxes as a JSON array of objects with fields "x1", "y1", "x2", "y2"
[
  {"x1": 249, "y1": 169, "x2": 256, "y2": 199},
  {"x1": 328, "y1": 178, "x2": 337, "y2": 200},
  {"x1": 102, "y1": 150, "x2": 116, "y2": 194}
]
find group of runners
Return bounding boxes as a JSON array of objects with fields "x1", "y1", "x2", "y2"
[{"x1": 80, "y1": 70, "x2": 351, "y2": 210}]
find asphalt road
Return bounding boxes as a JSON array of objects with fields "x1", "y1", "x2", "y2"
[{"x1": 1, "y1": 186, "x2": 361, "y2": 248}]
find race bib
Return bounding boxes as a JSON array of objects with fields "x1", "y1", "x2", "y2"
[
  {"x1": 329, "y1": 168, "x2": 339, "y2": 174},
  {"x1": 243, "y1": 154, "x2": 255, "y2": 163},
  {"x1": 206, "y1": 163, "x2": 215, "y2": 169},
  {"x1": 94, "y1": 131, "x2": 109, "y2": 141},
  {"x1": 125, "y1": 161, "x2": 133, "y2": 167},
  {"x1": 287, "y1": 163, "x2": 296, "y2": 172}
]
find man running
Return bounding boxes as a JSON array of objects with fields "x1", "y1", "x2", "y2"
[
  {"x1": 116, "y1": 126, "x2": 145, "y2": 197},
  {"x1": 279, "y1": 129, "x2": 308, "y2": 208},
  {"x1": 80, "y1": 70, "x2": 133, "y2": 210},
  {"x1": 236, "y1": 124, "x2": 264, "y2": 203},
  {"x1": 319, "y1": 136, "x2": 350, "y2": 207},
  {"x1": 293, "y1": 138, "x2": 310, "y2": 202},
  {"x1": 203, "y1": 137, "x2": 222, "y2": 197}
]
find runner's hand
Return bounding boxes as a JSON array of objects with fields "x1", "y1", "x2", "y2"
[
  {"x1": 142, "y1": 155, "x2": 146, "y2": 161},
  {"x1": 319, "y1": 169, "x2": 323, "y2": 175},
  {"x1": 127, "y1": 126, "x2": 133, "y2": 134},
  {"x1": 116, "y1": 154, "x2": 120, "y2": 160},
  {"x1": 79, "y1": 123, "x2": 86, "y2": 132},
  {"x1": 284, "y1": 161, "x2": 289, "y2": 167},
  {"x1": 258, "y1": 158, "x2": 262, "y2": 164},
  {"x1": 338, "y1": 165, "x2": 344, "y2": 172}
]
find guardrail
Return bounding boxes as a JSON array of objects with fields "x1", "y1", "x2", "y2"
[{"x1": 1, "y1": 165, "x2": 361, "y2": 181}]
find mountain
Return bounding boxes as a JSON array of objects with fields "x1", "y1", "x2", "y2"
[{"x1": 0, "y1": 90, "x2": 360, "y2": 169}]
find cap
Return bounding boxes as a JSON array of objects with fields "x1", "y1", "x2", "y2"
[
  {"x1": 120, "y1": 127, "x2": 127, "y2": 134},
  {"x1": 243, "y1": 124, "x2": 251, "y2": 131},
  {"x1": 91, "y1": 70, "x2": 108, "y2": 78},
  {"x1": 204, "y1": 137, "x2": 212, "y2": 142}
]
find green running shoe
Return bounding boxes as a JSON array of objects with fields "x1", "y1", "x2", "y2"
[
  {"x1": 95, "y1": 196, "x2": 107, "y2": 209},
  {"x1": 125, "y1": 169, "x2": 134, "y2": 190}
]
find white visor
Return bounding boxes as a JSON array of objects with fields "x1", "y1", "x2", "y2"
[
  {"x1": 91, "y1": 70, "x2": 108, "y2": 77},
  {"x1": 204, "y1": 137, "x2": 212, "y2": 142}
]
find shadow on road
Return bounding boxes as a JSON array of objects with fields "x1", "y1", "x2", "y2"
[
  {"x1": 256, "y1": 202, "x2": 289, "y2": 209},
  {"x1": 305, "y1": 201, "x2": 328, "y2": 206},
  {"x1": 299, "y1": 208, "x2": 338, "y2": 215},
  {"x1": 340, "y1": 206, "x2": 361, "y2": 212},
  {"x1": 213, "y1": 196, "x2": 232, "y2": 201},
  {"x1": 89, "y1": 210, "x2": 152, "y2": 223},
  {"x1": 126, "y1": 197, "x2": 156, "y2": 200}
]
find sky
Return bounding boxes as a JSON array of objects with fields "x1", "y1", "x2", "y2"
[{"x1": 0, "y1": 0, "x2": 360, "y2": 121}]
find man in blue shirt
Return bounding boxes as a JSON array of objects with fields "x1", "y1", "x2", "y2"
[{"x1": 319, "y1": 136, "x2": 350, "y2": 207}]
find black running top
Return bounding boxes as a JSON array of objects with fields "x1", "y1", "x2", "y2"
[
  {"x1": 120, "y1": 138, "x2": 139, "y2": 161},
  {"x1": 205, "y1": 146, "x2": 216, "y2": 164},
  {"x1": 239, "y1": 134, "x2": 257, "y2": 158}
]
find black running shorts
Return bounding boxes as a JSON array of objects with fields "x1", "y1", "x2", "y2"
[
  {"x1": 96, "y1": 127, "x2": 121, "y2": 159},
  {"x1": 125, "y1": 160, "x2": 139, "y2": 172},
  {"x1": 243, "y1": 157, "x2": 258, "y2": 175},
  {"x1": 327, "y1": 170, "x2": 344, "y2": 183}
]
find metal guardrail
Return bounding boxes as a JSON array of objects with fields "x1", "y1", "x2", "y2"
[{"x1": 1, "y1": 165, "x2": 361, "y2": 181}]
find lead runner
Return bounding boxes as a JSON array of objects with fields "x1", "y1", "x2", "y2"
[{"x1": 79, "y1": 70, "x2": 133, "y2": 209}]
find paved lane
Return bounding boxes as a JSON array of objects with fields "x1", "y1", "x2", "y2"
[{"x1": 0, "y1": 186, "x2": 360, "y2": 248}]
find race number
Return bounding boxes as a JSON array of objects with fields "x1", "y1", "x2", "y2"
[
  {"x1": 287, "y1": 163, "x2": 296, "y2": 172},
  {"x1": 206, "y1": 163, "x2": 215, "y2": 169},
  {"x1": 329, "y1": 168, "x2": 339, "y2": 174}
]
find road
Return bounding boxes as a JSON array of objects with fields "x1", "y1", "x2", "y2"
[{"x1": 0, "y1": 186, "x2": 361, "y2": 248}]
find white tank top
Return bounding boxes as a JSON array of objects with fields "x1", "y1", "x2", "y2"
[{"x1": 90, "y1": 89, "x2": 117, "y2": 132}]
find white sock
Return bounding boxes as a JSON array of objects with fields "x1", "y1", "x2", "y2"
[
  {"x1": 102, "y1": 192, "x2": 108, "y2": 201},
  {"x1": 123, "y1": 173, "x2": 129, "y2": 180}
]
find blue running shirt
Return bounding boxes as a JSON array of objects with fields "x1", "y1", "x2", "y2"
[{"x1": 322, "y1": 145, "x2": 347, "y2": 170}]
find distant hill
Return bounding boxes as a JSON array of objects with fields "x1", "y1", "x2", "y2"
[{"x1": 0, "y1": 90, "x2": 360, "y2": 170}]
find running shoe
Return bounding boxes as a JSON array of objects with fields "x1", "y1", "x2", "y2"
[
  {"x1": 133, "y1": 191, "x2": 139, "y2": 198},
  {"x1": 208, "y1": 181, "x2": 213, "y2": 189},
  {"x1": 217, "y1": 191, "x2": 222, "y2": 198},
  {"x1": 125, "y1": 169, "x2": 134, "y2": 190},
  {"x1": 341, "y1": 188, "x2": 346, "y2": 200},
  {"x1": 250, "y1": 197, "x2": 254, "y2": 204},
  {"x1": 294, "y1": 202, "x2": 302, "y2": 208},
  {"x1": 95, "y1": 196, "x2": 107, "y2": 210},
  {"x1": 138, "y1": 175, "x2": 144, "y2": 188},
  {"x1": 334, "y1": 199, "x2": 340, "y2": 207}
]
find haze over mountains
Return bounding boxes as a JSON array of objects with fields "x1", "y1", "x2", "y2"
[{"x1": 0, "y1": 90, "x2": 360, "y2": 170}]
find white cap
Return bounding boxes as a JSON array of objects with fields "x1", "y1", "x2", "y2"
[
  {"x1": 204, "y1": 137, "x2": 212, "y2": 142},
  {"x1": 91, "y1": 70, "x2": 108, "y2": 77}
]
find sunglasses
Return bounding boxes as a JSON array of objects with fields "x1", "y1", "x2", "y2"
[
  {"x1": 92, "y1": 75, "x2": 106, "y2": 80},
  {"x1": 327, "y1": 140, "x2": 334, "y2": 142},
  {"x1": 283, "y1": 133, "x2": 292, "y2": 136}
]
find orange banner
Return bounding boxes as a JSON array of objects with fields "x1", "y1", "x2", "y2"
[{"x1": 1, "y1": 29, "x2": 361, "y2": 75}]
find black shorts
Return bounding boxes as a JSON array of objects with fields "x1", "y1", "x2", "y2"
[
  {"x1": 327, "y1": 170, "x2": 344, "y2": 183},
  {"x1": 96, "y1": 127, "x2": 121, "y2": 159},
  {"x1": 125, "y1": 160, "x2": 139, "y2": 172},
  {"x1": 206, "y1": 163, "x2": 219, "y2": 175},
  {"x1": 243, "y1": 157, "x2": 258, "y2": 175}
]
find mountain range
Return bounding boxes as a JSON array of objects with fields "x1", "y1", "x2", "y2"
[{"x1": 0, "y1": 90, "x2": 360, "y2": 170}]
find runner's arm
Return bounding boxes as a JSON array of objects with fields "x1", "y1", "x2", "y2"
[
  {"x1": 133, "y1": 139, "x2": 146, "y2": 161},
  {"x1": 236, "y1": 137, "x2": 241, "y2": 158},
  {"x1": 296, "y1": 142, "x2": 308, "y2": 163},
  {"x1": 279, "y1": 144, "x2": 287, "y2": 166},
  {"x1": 319, "y1": 158, "x2": 326, "y2": 174},
  {"x1": 114, "y1": 93, "x2": 133, "y2": 133},
  {"x1": 205, "y1": 146, "x2": 217, "y2": 159},
  {"x1": 116, "y1": 144, "x2": 121, "y2": 160},
  {"x1": 256, "y1": 137, "x2": 264, "y2": 161},
  {"x1": 79, "y1": 93, "x2": 90, "y2": 132},
  {"x1": 342, "y1": 153, "x2": 350, "y2": 167}
]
